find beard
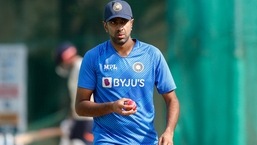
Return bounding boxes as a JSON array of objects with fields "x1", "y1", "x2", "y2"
[{"x1": 110, "y1": 34, "x2": 130, "y2": 46}]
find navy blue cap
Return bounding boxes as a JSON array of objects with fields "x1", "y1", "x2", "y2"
[
  {"x1": 104, "y1": 0, "x2": 133, "y2": 22},
  {"x1": 55, "y1": 42, "x2": 76, "y2": 64}
]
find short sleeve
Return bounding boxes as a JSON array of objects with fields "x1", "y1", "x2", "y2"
[
  {"x1": 155, "y1": 51, "x2": 176, "y2": 94},
  {"x1": 78, "y1": 50, "x2": 97, "y2": 90}
]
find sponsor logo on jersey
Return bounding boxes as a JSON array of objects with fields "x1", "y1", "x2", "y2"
[
  {"x1": 104, "y1": 64, "x2": 118, "y2": 71},
  {"x1": 133, "y1": 62, "x2": 144, "y2": 73},
  {"x1": 102, "y1": 77, "x2": 112, "y2": 88},
  {"x1": 102, "y1": 77, "x2": 145, "y2": 88}
]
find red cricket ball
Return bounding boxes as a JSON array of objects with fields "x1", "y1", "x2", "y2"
[{"x1": 124, "y1": 100, "x2": 137, "y2": 111}]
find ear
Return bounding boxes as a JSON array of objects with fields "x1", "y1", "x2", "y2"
[
  {"x1": 103, "y1": 21, "x2": 108, "y2": 33},
  {"x1": 130, "y1": 19, "x2": 134, "y2": 30},
  {"x1": 131, "y1": 19, "x2": 134, "y2": 25}
]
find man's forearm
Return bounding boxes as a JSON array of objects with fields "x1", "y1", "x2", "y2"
[
  {"x1": 76, "y1": 101, "x2": 114, "y2": 117},
  {"x1": 164, "y1": 92, "x2": 180, "y2": 133}
]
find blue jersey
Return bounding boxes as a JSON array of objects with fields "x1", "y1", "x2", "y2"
[{"x1": 78, "y1": 39, "x2": 176, "y2": 145}]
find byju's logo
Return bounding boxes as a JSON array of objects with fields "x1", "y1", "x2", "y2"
[
  {"x1": 102, "y1": 77, "x2": 145, "y2": 88},
  {"x1": 102, "y1": 77, "x2": 112, "y2": 88}
]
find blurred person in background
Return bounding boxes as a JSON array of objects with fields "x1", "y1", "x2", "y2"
[
  {"x1": 55, "y1": 42, "x2": 94, "y2": 145},
  {"x1": 15, "y1": 42, "x2": 94, "y2": 145}
]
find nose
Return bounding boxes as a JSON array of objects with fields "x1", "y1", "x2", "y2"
[{"x1": 117, "y1": 24, "x2": 124, "y2": 31}]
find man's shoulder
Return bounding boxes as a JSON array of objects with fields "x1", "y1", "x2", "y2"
[
  {"x1": 135, "y1": 39, "x2": 161, "y2": 54},
  {"x1": 86, "y1": 41, "x2": 109, "y2": 55}
]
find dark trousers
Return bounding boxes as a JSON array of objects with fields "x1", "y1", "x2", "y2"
[{"x1": 70, "y1": 120, "x2": 94, "y2": 145}]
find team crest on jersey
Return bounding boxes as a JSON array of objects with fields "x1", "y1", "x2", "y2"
[
  {"x1": 102, "y1": 77, "x2": 112, "y2": 88},
  {"x1": 133, "y1": 62, "x2": 144, "y2": 73}
]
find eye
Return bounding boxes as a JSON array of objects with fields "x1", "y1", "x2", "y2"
[
  {"x1": 107, "y1": 18, "x2": 129, "y2": 26},
  {"x1": 109, "y1": 21, "x2": 116, "y2": 25},
  {"x1": 120, "y1": 19, "x2": 128, "y2": 25}
]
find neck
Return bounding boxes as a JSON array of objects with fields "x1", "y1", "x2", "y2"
[
  {"x1": 112, "y1": 38, "x2": 135, "y2": 57},
  {"x1": 70, "y1": 55, "x2": 80, "y2": 66}
]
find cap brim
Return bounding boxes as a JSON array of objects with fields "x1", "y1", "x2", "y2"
[{"x1": 105, "y1": 15, "x2": 132, "y2": 22}]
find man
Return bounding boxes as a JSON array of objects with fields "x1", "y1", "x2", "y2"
[
  {"x1": 55, "y1": 42, "x2": 94, "y2": 145},
  {"x1": 75, "y1": 0, "x2": 179, "y2": 145}
]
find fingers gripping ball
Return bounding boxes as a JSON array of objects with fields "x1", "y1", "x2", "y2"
[{"x1": 124, "y1": 100, "x2": 137, "y2": 111}]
